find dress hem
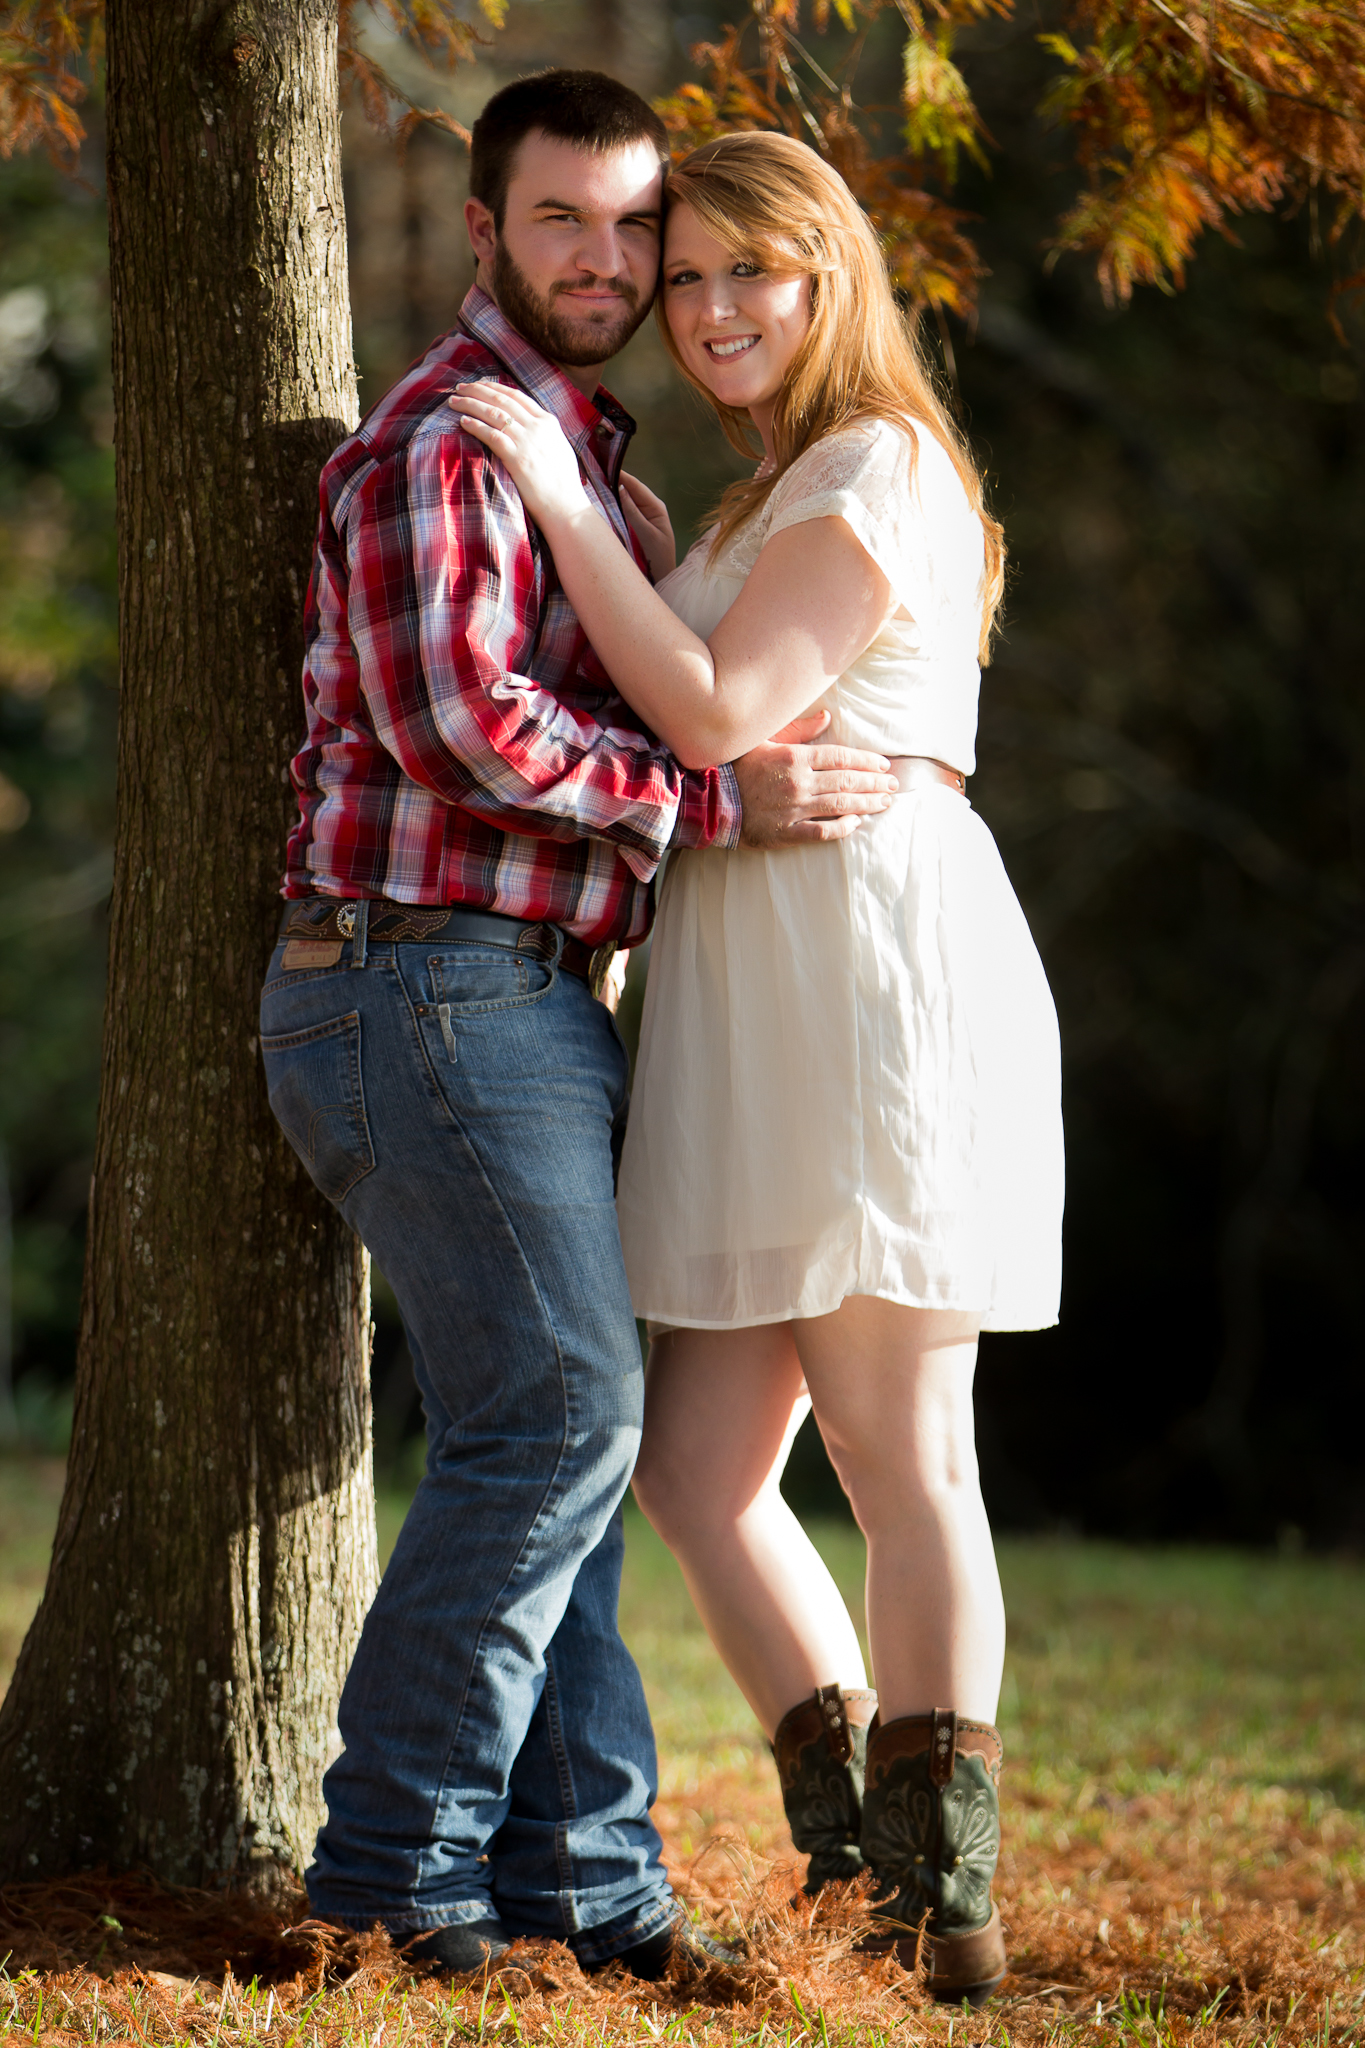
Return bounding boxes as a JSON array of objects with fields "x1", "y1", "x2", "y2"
[{"x1": 635, "y1": 1287, "x2": 1059, "y2": 1335}]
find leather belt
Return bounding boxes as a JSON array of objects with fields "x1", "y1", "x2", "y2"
[
  {"x1": 278, "y1": 897, "x2": 616, "y2": 992},
  {"x1": 889, "y1": 755, "x2": 967, "y2": 796}
]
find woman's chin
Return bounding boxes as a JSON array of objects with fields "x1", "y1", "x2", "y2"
[
  {"x1": 682, "y1": 351, "x2": 766, "y2": 410},
  {"x1": 698, "y1": 373, "x2": 770, "y2": 414}
]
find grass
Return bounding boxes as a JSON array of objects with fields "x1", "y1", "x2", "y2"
[
  {"x1": 0, "y1": 1456, "x2": 64, "y2": 1695},
  {"x1": 1, "y1": 1460, "x2": 1361, "y2": 2044}
]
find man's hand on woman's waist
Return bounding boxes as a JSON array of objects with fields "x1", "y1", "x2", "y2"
[{"x1": 734, "y1": 709, "x2": 899, "y2": 849}]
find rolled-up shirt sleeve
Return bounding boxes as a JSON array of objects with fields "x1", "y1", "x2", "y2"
[{"x1": 342, "y1": 414, "x2": 740, "y2": 881}]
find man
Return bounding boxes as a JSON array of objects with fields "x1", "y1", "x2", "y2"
[{"x1": 260, "y1": 68, "x2": 897, "y2": 1979}]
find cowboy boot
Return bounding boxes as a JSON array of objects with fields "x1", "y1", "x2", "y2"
[
  {"x1": 860, "y1": 1707, "x2": 1006, "y2": 2006},
  {"x1": 772, "y1": 1684, "x2": 879, "y2": 1894}
]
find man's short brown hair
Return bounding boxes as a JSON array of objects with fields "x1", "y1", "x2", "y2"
[{"x1": 469, "y1": 69, "x2": 671, "y2": 229}]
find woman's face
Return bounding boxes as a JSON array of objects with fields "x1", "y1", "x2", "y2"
[{"x1": 662, "y1": 203, "x2": 812, "y2": 416}]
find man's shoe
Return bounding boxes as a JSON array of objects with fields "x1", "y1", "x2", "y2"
[
  {"x1": 405, "y1": 1918, "x2": 512, "y2": 1975},
  {"x1": 590, "y1": 1912, "x2": 744, "y2": 1982}
]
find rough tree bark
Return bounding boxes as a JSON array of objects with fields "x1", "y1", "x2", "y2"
[{"x1": 0, "y1": 0, "x2": 375, "y2": 1891}]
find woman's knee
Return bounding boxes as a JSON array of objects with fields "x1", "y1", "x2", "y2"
[
  {"x1": 630, "y1": 1427, "x2": 684, "y2": 1540},
  {"x1": 631, "y1": 1428, "x2": 733, "y2": 1549},
  {"x1": 819, "y1": 1402, "x2": 982, "y2": 1534},
  {"x1": 635, "y1": 1327, "x2": 805, "y2": 1547}
]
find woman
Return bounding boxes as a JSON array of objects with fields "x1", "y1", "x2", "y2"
[{"x1": 451, "y1": 132, "x2": 1063, "y2": 2005}]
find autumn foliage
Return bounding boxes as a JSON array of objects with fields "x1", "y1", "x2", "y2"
[
  {"x1": 2, "y1": 0, "x2": 1363, "y2": 315},
  {"x1": 1042, "y1": 0, "x2": 1365, "y2": 304},
  {"x1": 0, "y1": 0, "x2": 100, "y2": 161},
  {"x1": 657, "y1": 0, "x2": 1365, "y2": 314},
  {"x1": 335, "y1": 0, "x2": 504, "y2": 153}
]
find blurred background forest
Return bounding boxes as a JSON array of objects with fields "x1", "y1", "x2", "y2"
[{"x1": 1, "y1": 0, "x2": 1362, "y2": 1548}]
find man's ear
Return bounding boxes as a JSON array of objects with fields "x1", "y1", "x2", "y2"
[{"x1": 465, "y1": 195, "x2": 497, "y2": 273}]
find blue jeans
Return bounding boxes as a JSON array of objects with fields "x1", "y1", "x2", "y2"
[{"x1": 258, "y1": 929, "x2": 673, "y2": 1958}]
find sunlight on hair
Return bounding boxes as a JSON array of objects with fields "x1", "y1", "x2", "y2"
[{"x1": 657, "y1": 134, "x2": 1006, "y2": 663}]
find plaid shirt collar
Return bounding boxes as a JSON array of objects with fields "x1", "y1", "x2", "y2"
[{"x1": 458, "y1": 286, "x2": 637, "y2": 543}]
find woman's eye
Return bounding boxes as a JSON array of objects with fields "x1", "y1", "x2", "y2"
[
  {"x1": 733, "y1": 262, "x2": 762, "y2": 278},
  {"x1": 666, "y1": 269, "x2": 700, "y2": 287}
]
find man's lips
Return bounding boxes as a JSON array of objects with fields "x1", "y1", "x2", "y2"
[
  {"x1": 703, "y1": 334, "x2": 760, "y2": 360},
  {"x1": 554, "y1": 285, "x2": 636, "y2": 309}
]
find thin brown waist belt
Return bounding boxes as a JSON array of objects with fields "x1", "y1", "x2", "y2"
[
  {"x1": 278, "y1": 762, "x2": 965, "y2": 976},
  {"x1": 888, "y1": 755, "x2": 968, "y2": 796},
  {"x1": 277, "y1": 897, "x2": 615, "y2": 991}
]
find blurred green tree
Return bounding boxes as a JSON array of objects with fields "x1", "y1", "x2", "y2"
[{"x1": 0, "y1": 138, "x2": 114, "y2": 1441}]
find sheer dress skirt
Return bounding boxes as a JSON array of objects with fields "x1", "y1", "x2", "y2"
[{"x1": 616, "y1": 784, "x2": 1063, "y2": 1334}]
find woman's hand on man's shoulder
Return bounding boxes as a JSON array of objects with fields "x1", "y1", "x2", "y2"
[{"x1": 620, "y1": 472, "x2": 677, "y2": 580}]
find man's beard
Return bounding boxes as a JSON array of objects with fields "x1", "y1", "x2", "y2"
[{"x1": 491, "y1": 240, "x2": 651, "y2": 367}]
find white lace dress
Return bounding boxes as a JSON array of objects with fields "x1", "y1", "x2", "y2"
[{"x1": 616, "y1": 418, "x2": 1064, "y2": 1332}]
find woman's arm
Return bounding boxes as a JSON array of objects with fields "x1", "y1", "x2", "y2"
[{"x1": 450, "y1": 383, "x2": 893, "y2": 772}]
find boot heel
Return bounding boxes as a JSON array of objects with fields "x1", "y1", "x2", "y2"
[{"x1": 920, "y1": 1901, "x2": 1007, "y2": 2006}]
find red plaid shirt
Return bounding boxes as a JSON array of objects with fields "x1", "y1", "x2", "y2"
[{"x1": 284, "y1": 287, "x2": 740, "y2": 945}]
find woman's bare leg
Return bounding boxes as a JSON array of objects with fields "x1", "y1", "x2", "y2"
[
  {"x1": 631, "y1": 1323, "x2": 867, "y2": 1739},
  {"x1": 793, "y1": 1298, "x2": 1003, "y2": 1724}
]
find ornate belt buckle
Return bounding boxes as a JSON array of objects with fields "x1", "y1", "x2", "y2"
[
  {"x1": 588, "y1": 941, "x2": 617, "y2": 1000},
  {"x1": 335, "y1": 901, "x2": 358, "y2": 940}
]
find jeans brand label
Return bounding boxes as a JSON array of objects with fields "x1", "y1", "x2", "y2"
[{"x1": 282, "y1": 939, "x2": 343, "y2": 970}]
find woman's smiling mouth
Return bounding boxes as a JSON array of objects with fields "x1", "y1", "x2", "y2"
[{"x1": 704, "y1": 334, "x2": 760, "y2": 359}]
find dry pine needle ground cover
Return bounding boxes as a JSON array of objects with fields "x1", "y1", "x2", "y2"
[{"x1": 1, "y1": 1471, "x2": 1361, "y2": 2047}]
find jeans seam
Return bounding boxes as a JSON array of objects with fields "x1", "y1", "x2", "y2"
[
  {"x1": 540, "y1": 1650, "x2": 580, "y2": 1928},
  {"x1": 421, "y1": 1265, "x2": 573, "y2": 1895}
]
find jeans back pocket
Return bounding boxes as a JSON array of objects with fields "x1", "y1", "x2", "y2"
[{"x1": 260, "y1": 1010, "x2": 375, "y2": 1203}]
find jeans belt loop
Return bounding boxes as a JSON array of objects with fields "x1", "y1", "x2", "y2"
[{"x1": 350, "y1": 899, "x2": 369, "y2": 969}]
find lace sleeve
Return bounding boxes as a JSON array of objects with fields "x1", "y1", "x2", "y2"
[{"x1": 762, "y1": 418, "x2": 978, "y2": 623}]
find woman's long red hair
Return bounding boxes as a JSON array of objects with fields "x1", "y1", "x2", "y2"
[{"x1": 658, "y1": 132, "x2": 1005, "y2": 661}]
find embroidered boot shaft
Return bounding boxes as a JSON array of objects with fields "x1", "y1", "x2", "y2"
[
  {"x1": 860, "y1": 1708, "x2": 1006, "y2": 2005},
  {"x1": 771, "y1": 1685, "x2": 879, "y2": 1894}
]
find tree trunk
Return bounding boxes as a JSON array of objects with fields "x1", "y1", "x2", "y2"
[{"x1": 0, "y1": 0, "x2": 374, "y2": 1893}]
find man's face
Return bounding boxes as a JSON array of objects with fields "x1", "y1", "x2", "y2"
[{"x1": 465, "y1": 131, "x2": 664, "y2": 368}]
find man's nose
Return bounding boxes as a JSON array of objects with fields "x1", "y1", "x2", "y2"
[{"x1": 575, "y1": 223, "x2": 626, "y2": 278}]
